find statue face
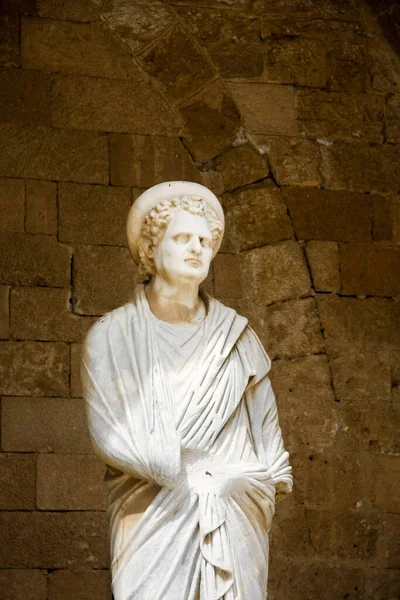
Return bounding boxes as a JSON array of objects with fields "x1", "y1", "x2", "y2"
[{"x1": 153, "y1": 209, "x2": 213, "y2": 285}]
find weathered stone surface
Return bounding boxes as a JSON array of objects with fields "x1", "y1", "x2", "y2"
[
  {"x1": 213, "y1": 254, "x2": 242, "y2": 299},
  {"x1": 320, "y1": 141, "x2": 400, "y2": 194},
  {"x1": 305, "y1": 241, "x2": 340, "y2": 292},
  {"x1": 0, "y1": 453, "x2": 36, "y2": 510},
  {"x1": 21, "y1": 17, "x2": 135, "y2": 78},
  {"x1": 381, "y1": 513, "x2": 400, "y2": 568},
  {"x1": 270, "y1": 502, "x2": 315, "y2": 558},
  {"x1": 11, "y1": 287, "x2": 95, "y2": 343},
  {"x1": 140, "y1": 25, "x2": 215, "y2": 105},
  {"x1": 256, "y1": 0, "x2": 360, "y2": 19},
  {"x1": 283, "y1": 187, "x2": 372, "y2": 242},
  {"x1": 59, "y1": 183, "x2": 131, "y2": 246},
  {"x1": 259, "y1": 136, "x2": 322, "y2": 187},
  {"x1": 92, "y1": 0, "x2": 176, "y2": 54},
  {"x1": 0, "y1": 569, "x2": 47, "y2": 600},
  {"x1": 0, "y1": 511, "x2": 108, "y2": 568},
  {"x1": 70, "y1": 343, "x2": 83, "y2": 398},
  {"x1": 25, "y1": 180, "x2": 57, "y2": 235},
  {"x1": 386, "y1": 94, "x2": 400, "y2": 143},
  {"x1": 222, "y1": 182, "x2": 293, "y2": 252},
  {"x1": 262, "y1": 298, "x2": 324, "y2": 360},
  {"x1": 316, "y1": 295, "x2": 400, "y2": 353},
  {"x1": 37, "y1": 454, "x2": 107, "y2": 510},
  {"x1": 74, "y1": 246, "x2": 141, "y2": 315},
  {"x1": 110, "y1": 134, "x2": 200, "y2": 187},
  {"x1": 0, "y1": 178, "x2": 25, "y2": 233},
  {"x1": 372, "y1": 195, "x2": 400, "y2": 243},
  {"x1": 0, "y1": 342, "x2": 69, "y2": 397},
  {"x1": 48, "y1": 569, "x2": 112, "y2": 600},
  {"x1": 52, "y1": 74, "x2": 180, "y2": 135},
  {"x1": 371, "y1": 455, "x2": 400, "y2": 513},
  {"x1": 242, "y1": 241, "x2": 311, "y2": 306},
  {"x1": 37, "y1": 0, "x2": 96, "y2": 22},
  {"x1": 0, "y1": 15, "x2": 20, "y2": 67},
  {"x1": 270, "y1": 355, "x2": 336, "y2": 452},
  {"x1": 340, "y1": 243, "x2": 400, "y2": 297},
  {"x1": 228, "y1": 83, "x2": 296, "y2": 135},
  {"x1": 180, "y1": 80, "x2": 241, "y2": 162},
  {"x1": 365, "y1": 568, "x2": 400, "y2": 600},
  {"x1": 0, "y1": 125, "x2": 109, "y2": 184},
  {"x1": 2, "y1": 397, "x2": 92, "y2": 453},
  {"x1": 329, "y1": 36, "x2": 367, "y2": 93},
  {"x1": 367, "y1": 38, "x2": 400, "y2": 94},
  {"x1": 0, "y1": 285, "x2": 9, "y2": 339},
  {"x1": 0, "y1": 69, "x2": 51, "y2": 127},
  {"x1": 0, "y1": 233, "x2": 71, "y2": 287},
  {"x1": 297, "y1": 90, "x2": 384, "y2": 142},
  {"x1": 213, "y1": 144, "x2": 269, "y2": 192}
]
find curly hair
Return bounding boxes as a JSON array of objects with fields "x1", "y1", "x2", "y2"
[{"x1": 138, "y1": 195, "x2": 223, "y2": 277}]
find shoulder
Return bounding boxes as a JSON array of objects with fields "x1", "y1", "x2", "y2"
[
  {"x1": 238, "y1": 325, "x2": 271, "y2": 384},
  {"x1": 84, "y1": 303, "x2": 134, "y2": 350}
]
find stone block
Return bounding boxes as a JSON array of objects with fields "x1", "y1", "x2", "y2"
[
  {"x1": 180, "y1": 80, "x2": 241, "y2": 162},
  {"x1": 340, "y1": 243, "x2": 400, "y2": 297},
  {"x1": 386, "y1": 94, "x2": 400, "y2": 143},
  {"x1": 11, "y1": 287, "x2": 95, "y2": 342},
  {"x1": 74, "y1": 245, "x2": 141, "y2": 315},
  {"x1": 0, "y1": 285, "x2": 9, "y2": 338},
  {"x1": 316, "y1": 294, "x2": 400, "y2": 353},
  {"x1": 320, "y1": 141, "x2": 400, "y2": 194},
  {"x1": 0, "y1": 342, "x2": 69, "y2": 396},
  {"x1": 0, "y1": 570, "x2": 47, "y2": 600},
  {"x1": 70, "y1": 343, "x2": 83, "y2": 398},
  {"x1": 2, "y1": 397, "x2": 92, "y2": 453},
  {"x1": 270, "y1": 355, "x2": 336, "y2": 453},
  {"x1": 25, "y1": 180, "x2": 57, "y2": 235},
  {"x1": 110, "y1": 134, "x2": 200, "y2": 187},
  {"x1": 0, "y1": 233, "x2": 70, "y2": 287},
  {"x1": 140, "y1": 25, "x2": 214, "y2": 105},
  {"x1": 222, "y1": 182, "x2": 293, "y2": 252},
  {"x1": 0, "y1": 125, "x2": 109, "y2": 184},
  {"x1": 0, "y1": 14, "x2": 20, "y2": 67},
  {"x1": 59, "y1": 183, "x2": 131, "y2": 246},
  {"x1": 0, "y1": 68, "x2": 51, "y2": 127},
  {"x1": 37, "y1": 454, "x2": 107, "y2": 510},
  {"x1": 228, "y1": 83, "x2": 296, "y2": 136},
  {"x1": 52, "y1": 74, "x2": 179, "y2": 135},
  {"x1": 371, "y1": 455, "x2": 400, "y2": 513},
  {"x1": 213, "y1": 254, "x2": 242, "y2": 299},
  {"x1": 367, "y1": 40, "x2": 400, "y2": 94},
  {"x1": 37, "y1": 0, "x2": 96, "y2": 22},
  {"x1": 381, "y1": 514, "x2": 400, "y2": 568},
  {"x1": 372, "y1": 195, "x2": 400, "y2": 243},
  {"x1": 283, "y1": 186, "x2": 372, "y2": 242},
  {"x1": 48, "y1": 569, "x2": 112, "y2": 600},
  {"x1": 21, "y1": 17, "x2": 134, "y2": 78},
  {"x1": 242, "y1": 241, "x2": 311, "y2": 306},
  {"x1": 213, "y1": 144, "x2": 269, "y2": 193},
  {"x1": 329, "y1": 36, "x2": 367, "y2": 93},
  {"x1": 259, "y1": 136, "x2": 322, "y2": 187},
  {"x1": 297, "y1": 90, "x2": 384, "y2": 143},
  {"x1": 257, "y1": 1, "x2": 360, "y2": 21},
  {"x1": 0, "y1": 178, "x2": 25, "y2": 233},
  {"x1": 269, "y1": 502, "x2": 315, "y2": 558},
  {"x1": 262, "y1": 298, "x2": 324, "y2": 360},
  {"x1": 0, "y1": 453, "x2": 36, "y2": 510},
  {"x1": 365, "y1": 568, "x2": 400, "y2": 600},
  {"x1": 0, "y1": 511, "x2": 108, "y2": 568},
  {"x1": 305, "y1": 241, "x2": 340, "y2": 293}
]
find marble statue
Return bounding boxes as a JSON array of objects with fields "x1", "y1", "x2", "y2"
[{"x1": 81, "y1": 181, "x2": 292, "y2": 600}]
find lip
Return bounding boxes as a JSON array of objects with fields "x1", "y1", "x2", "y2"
[{"x1": 185, "y1": 258, "x2": 202, "y2": 267}]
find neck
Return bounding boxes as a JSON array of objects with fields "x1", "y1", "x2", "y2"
[{"x1": 144, "y1": 275, "x2": 204, "y2": 326}]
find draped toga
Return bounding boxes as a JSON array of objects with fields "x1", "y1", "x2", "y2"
[{"x1": 81, "y1": 285, "x2": 292, "y2": 600}]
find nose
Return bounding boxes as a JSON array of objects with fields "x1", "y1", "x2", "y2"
[{"x1": 189, "y1": 236, "x2": 202, "y2": 255}]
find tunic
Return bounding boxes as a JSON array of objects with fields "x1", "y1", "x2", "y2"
[{"x1": 81, "y1": 285, "x2": 292, "y2": 600}]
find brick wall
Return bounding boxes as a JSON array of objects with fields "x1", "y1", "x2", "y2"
[{"x1": 0, "y1": 1, "x2": 399, "y2": 598}]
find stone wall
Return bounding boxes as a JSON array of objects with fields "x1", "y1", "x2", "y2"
[{"x1": 0, "y1": 1, "x2": 399, "y2": 598}]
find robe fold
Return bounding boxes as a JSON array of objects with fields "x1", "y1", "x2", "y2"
[{"x1": 81, "y1": 285, "x2": 292, "y2": 600}]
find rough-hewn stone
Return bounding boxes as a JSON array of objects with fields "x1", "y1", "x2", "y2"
[
  {"x1": 0, "y1": 569, "x2": 47, "y2": 600},
  {"x1": 0, "y1": 178, "x2": 25, "y2": 233},
  {"x1": 0, "y1": 453, "x2": 36, "y2": 510},
  {"x1": 228, "y1": 83, "x2": 296, "y2": 135},
  {"x1": 329, "y1": 35, "x2": 367, "y2": 93},
  {"x1": 0, "y1": 68, "x2": 51, "y2": 127},
  {"x1": 0, "y1": 233, "x2": 71, "y2": 287},
  {"x1": 59, "y1": 183, "x2": 131, "y2": 246},
  {"x1": 37, "y1": 0, "x2": 96, "y2": 22},
  {"x1": 381, "y1": 513, "x2": 400, "y2": 568},
  {"x1": 371, "y1": 455, "x2": 400, "y2": 513},
  {"x1": 48, "y1": 569, "x2": 111, "y2": 600},
  {"x1": 0, "y1": 342, "x2": 69, "y2": 397},
  {"x1": 213, "y1": 144, "x2": 269, "y2": 192},
  {"x1": 21, "y1": 17, "x2": 135, "y2": 78},
  {"x1": 283, "y1": 187, "x2": 372, "y2": 242},
  {"x1": 340, "y1": 243, "x2": 400, "y2": 297},
  {"x1": 222, "y1": 182, "x2": 293, "y2": 252},
  {"x1": 0, "y1": 125, "x2": 109, "y2": 184},
  {"x1": 74, "y1": 246, "x2": 141, "y2": 315},
  {"x1": 25, "y1": 180, "x2": 57, "y2": 235},
  {"x1": 372, "y1": 195, "x2": 400, "y2": 243},
  {"x1": 37, "y1": 454, "x2": 107, "y2": 510},
  {"x1": 0, "y1": 511, "x2": 108, "y2": 568},
  {"x1": 70, "y1": 343, "x2": 83, "y2": 398},
  {"x1": 213, "y1": 254, "x2": 242, "y2": 299},
  {"x1": 0, "y1": 15, "x2": 20, "y2": 67},
  {"x1": 259, "y1": 136, "x2": 322, "y2": 187},
  {"x1": 305, "y1": 241, "x2": 340, "y2": 292},
  {"x1": 52, "y1": 74, "x2": 180, "y2": 135},
  {"x1": 140, "y1": 26, "x2": 215, "y2": 105},
  {"x1": 270, "y1": 502, "x2": 315, "y2": 558},
  {"x1": 242, "y1": 241, "x2": 311, "y2": 306},
  {"x1": 386, "y1": 94, "x2": 400, "y2": 143},
  {"x1": 2, "y1": 397, "x2": 92, "y2": 453},
  {"x1": 365, "y1": 568, "x2": 400, "y2": 600},
  {"x1": 0, "y1": 285, "x2": 9, "y2": 339}
]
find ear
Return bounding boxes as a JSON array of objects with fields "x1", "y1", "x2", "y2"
[{"x1": 142, "y1": 238, "x2": 154, "y2": 259}]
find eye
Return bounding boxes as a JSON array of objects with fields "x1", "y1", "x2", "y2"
[
  {"x1": 173, "y1": 234, "x2": 190, "y2": 244},
  {"x1": 200, "y1": 238, "x2": 212, "y2": 249}
]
